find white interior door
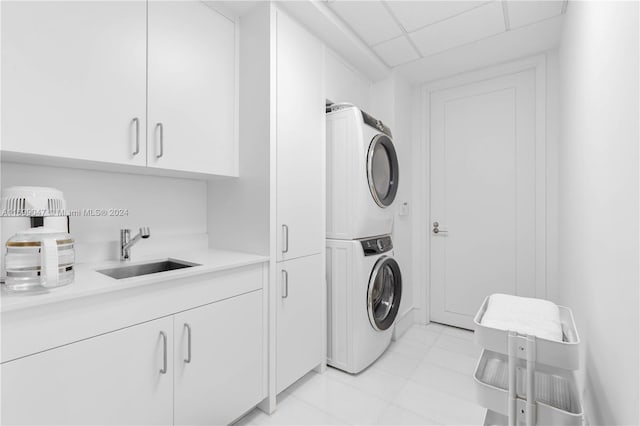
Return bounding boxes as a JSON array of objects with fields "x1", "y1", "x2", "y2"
[{"x1": 429, "y1": 69, "x2": 541, "y2": 329}]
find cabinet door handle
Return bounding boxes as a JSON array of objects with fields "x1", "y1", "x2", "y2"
[
  {"x1": 159, "y1": 331, "x2": 168, "y2": 374},
  {"x1": 282, "y1": 224, "x2": 289, "y2": 254},
  {"x1": 156, "y1": 123, "x2": 164, "y2": 159},
  {"x1": 132, "y1": 117, "x2": 140, "y2": 155},
  {"x1": 282, "y1": 269, "x2": 288, "y2": 299},
  {"x1": 184, "y1": 323, "x2": 192, "y2": 364}
]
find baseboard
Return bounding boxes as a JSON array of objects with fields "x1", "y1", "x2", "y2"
[{"x1": 392, "y1": 308, "x2": 415, "y2": 341}]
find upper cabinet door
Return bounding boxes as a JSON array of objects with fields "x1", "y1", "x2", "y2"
[
  {"x1": 1, "y1": 1, "x2": 147, "y2": 166},
  {"x1": 276, "y1": 10, "x2": 324, "y2": 262},
  {"x1": 147, "y1": 1, "x2": 237, "y2": 176}
]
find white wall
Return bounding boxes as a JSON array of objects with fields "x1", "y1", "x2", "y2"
[
  {"x1": 1, "y1": 163, "x2": 207, "y2": 263},
  {"x1": 391, "y1": 74, "x2": 415, "y2": 323},
  {"x1": 546, "y1": 50, "x2": 561, "y2": 304},
  {"x1": 370, "y1": 76, "x2": 394, "y2": 124},
  {"x1": 325, "y1": 49, "x2": 372, "y2": 109},
  {"x1": 207, "y1": 3, "x2": 271, "y2": 256},
  {"x1": 557, "y1": 2, "x2": 639, "y2": 424}
]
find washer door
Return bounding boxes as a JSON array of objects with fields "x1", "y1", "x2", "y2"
[
  {"x1": 367, "y1": 256, "x2": 402, "y2": 331},
  {"x1": 367, "y1": 134, "x2": 399, "y2": 208}
]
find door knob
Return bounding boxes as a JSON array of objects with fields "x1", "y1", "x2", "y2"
[{"x1": 433, "y1": 222, "x2": 448, "y2": 234}]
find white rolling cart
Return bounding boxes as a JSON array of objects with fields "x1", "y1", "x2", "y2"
[{"x1": 473, "y1": 295, "x2": 584, "y2": 426}]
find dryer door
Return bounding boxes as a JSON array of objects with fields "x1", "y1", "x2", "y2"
[
  {"x1": 367, "y1": 134, "x2": 399, "y2": 208},
  {"x1": 367, "y1": 256, "x2": 402, "y2": 331}
]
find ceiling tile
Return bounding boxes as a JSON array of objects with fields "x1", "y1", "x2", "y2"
[
  {"x1": 329, "y1": 1, "x2": 403, "y2": 45},
  {"x1": 507, "y1": 1, "x2": 564, "y2": 29},
  {"x1": 386, "y1": 1, "x2": 489, "y2": 33},
  {"x1": 373, "y1": 35, "x2": 420, "y2": 67},
  {"x1": 409, "y1": 1, "x2": 505, "y2": 57},
  {"x1": 396, "y1": 14, "x2": 564, "y2": 84}
]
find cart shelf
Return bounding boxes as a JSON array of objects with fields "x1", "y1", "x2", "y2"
[
  {"x1": 473, "y1": 294, "x2": 584, "y2": 426},
  {"x1": 475, "y1": 350, "x2": 583, "y2": 426},
  {"x1": 474, "y1": 296, "x2": 580, "y2": 370}
]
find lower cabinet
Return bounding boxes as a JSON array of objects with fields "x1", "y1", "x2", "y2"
[
  {"x1": 174, "y1": 290, "x2": 263, "y2": 426},
  {"x1": 1, "y1": 316, "x2": 174, "y2": 425},
  {"x1": 1, "y1": 290, "x2": 264, "y2": 426},
  {"x1": 276, "y1": 254, "x2": 323, "y2": 393}
]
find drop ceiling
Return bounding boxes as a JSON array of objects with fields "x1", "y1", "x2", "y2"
[
  {"x1": 221, "y1": 1, "x2": 567, "y2": 84},
  {"x1": 326, "y1": 0, "x2": 567, "y2": 69}
]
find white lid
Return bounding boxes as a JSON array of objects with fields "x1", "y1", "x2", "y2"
[{"x1": 1, "y1": 186, "x2": 66, "y2": 216}]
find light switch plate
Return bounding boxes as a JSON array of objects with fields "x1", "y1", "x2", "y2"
[{"x1": 399, "y1": 201, "x2": 409, "y2": 216}]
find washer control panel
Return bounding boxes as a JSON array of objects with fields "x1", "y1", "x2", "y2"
[{"x1": 360, "y1": 236, "x2": 393, "y2": 256}]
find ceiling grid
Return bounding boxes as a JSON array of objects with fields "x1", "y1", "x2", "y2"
[{"x1": 325, "y1": 0, "x2": 567, "y2": 69}]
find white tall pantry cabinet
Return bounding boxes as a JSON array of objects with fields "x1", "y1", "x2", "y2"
[
  {"x1": 276, "y1": 11, "x2": 324, "y2": 263},
  {"x1": 214, "y1": 4, "x2": 326, "y2": 405},
  {"x1": 273, "y1": 8, "x2": 325, "y2": 395}
]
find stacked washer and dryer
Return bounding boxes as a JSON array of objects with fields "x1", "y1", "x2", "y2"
[{"x1": 325, "y1": 103, "x2": 403, "y2": 374}]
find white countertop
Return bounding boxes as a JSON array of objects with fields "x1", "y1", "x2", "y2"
[{"x1": 1, "y1": 249, "x2": 269, "y2": 313}]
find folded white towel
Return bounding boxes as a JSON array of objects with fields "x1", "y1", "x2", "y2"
[{"x1": 481, "y1": 294, "x2": 563, "y2": 342}]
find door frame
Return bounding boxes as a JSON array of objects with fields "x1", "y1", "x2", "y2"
[{"x1": 412, "y1": 54, "x2": 548, "y2": 325}]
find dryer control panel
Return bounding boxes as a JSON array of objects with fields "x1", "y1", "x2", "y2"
[
  {"x1": 361, "y1": 110, "x2": 392, "y2": 138},
  {"x1": 360, "y1": 236, "x2": 393, "y2": 256}
]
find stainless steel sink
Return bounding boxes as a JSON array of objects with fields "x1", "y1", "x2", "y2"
[{"x1": 97, "y1": 259, "x2": 200, "y2": 280}]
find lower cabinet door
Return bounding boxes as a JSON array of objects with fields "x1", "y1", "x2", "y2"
[
  {"x1": 1, "y1": 316, "x2": 174, "y2": 425},
  {"x1": 174, "y1": 290, "x2": 264, "y2": 426},
  {"x1": 276, "y1": 254, "x2": 323, "y2": 393}
]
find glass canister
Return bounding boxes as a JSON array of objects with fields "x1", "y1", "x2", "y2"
[{"x1": 4, "y1": 228, "x2": 75, "y2": 292}]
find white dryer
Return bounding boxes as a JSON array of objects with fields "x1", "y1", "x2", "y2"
[
  {"x1": 326, "y1": 104, "x2": 399, "y2": 240},
  {"x1": 326, "y1": 235, "x2": 402, "y2": 373}
]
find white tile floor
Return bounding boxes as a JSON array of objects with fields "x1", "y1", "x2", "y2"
[{"x1": 235, "y1": 323, "x2": 487, "y2": 426}]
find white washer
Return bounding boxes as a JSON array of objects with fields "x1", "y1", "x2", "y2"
[
  {"x1": 326, "y1": 235, "x2": 402, "y2": 373},
  {"x1": 326, "y1": 104, "x2": 399, "y2": 240}
]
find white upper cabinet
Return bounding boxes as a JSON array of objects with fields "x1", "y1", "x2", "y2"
[
  {"x1": 148, "y1": 1, "x2": 237, "y2": 176},
  {"x1": 276, "y1": 9, "x2": 324, "y2": 262},
  {"x1": 1, "y1": 1, "x2": 237, "y2": 177},
  {"x1": 1, "y1": 1, "x2": 147, "y2": 166}
]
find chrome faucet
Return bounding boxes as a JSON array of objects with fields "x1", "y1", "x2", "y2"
[{"x1": 120, "y1": 227, "x2": 151, "y2": 261}]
